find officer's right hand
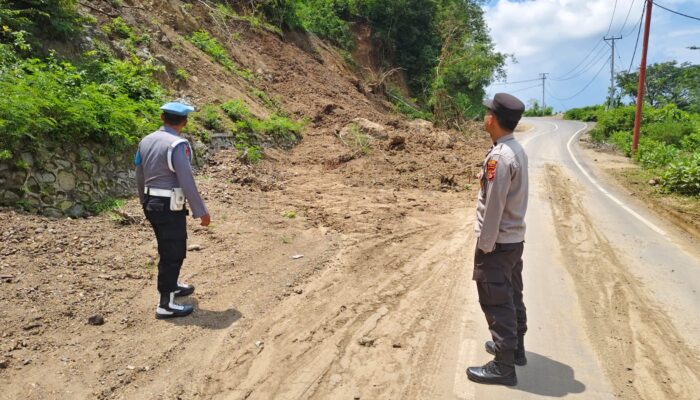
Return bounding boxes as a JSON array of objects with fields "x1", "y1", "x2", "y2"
[{"x1": 200, "y1": 214, "x2": 211, "y2": 227}]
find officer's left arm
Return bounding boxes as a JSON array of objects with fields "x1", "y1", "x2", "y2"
[
  {"x1": 134, "y1": 147, "x2": 145, "y2": 204},
  {"x1": 172, "y1": 142, "x2": 209, "y2": 219},
  {"x1": 477, "y1": 154, "x2": 512, "y2": 253}
]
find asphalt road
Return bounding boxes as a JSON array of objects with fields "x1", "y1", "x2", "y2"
[{"x1": 454, "y1": 118, "x2": 700, "y2": 399}]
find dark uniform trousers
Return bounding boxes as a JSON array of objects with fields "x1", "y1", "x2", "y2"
[
  {"x1": 143, "y1": 196, "x2": 188, "y2": 295},
  {"x1": 473, "y1": 242, "x2": 527, "y2": 354}
]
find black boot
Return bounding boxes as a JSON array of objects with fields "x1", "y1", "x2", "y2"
[
  {"x1": 155, "y1": 292, "x2": 194, "y2": 319},
  {"x1": 485, "y1": 337, "x2": 527, "y2": 366},
  {"x1": 467, "y1": 351, "x2": 517, "y2": 386},
  {"x1": 174, "y1": 281, "x2": 195, "y2": 297}
]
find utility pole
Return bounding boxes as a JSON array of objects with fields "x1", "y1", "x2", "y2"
[
  {"x1": 633, "y1": 0, "x2": 653, "y2": 153},
  {"x1": 539, "y1": 73, "x2": 548, "y2": 109},
  {"x1": 604, "y1": 35, "x2": 622, "y2": 109}
]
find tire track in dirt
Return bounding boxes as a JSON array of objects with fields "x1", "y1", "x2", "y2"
[
  {"x1": 545, "y1": 164, "x2": 700, "y2": 399},
  {"x1": 190, "y1": 204, "x2": 473, "y2": 399}
]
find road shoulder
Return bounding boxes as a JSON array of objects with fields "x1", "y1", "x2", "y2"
[{"x1": 577, "y1": 134, "x2": 700, "y2": 246}]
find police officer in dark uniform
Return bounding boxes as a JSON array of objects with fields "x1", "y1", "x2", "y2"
[
  {"x1": 467, "y1": 93, "x2": 528, "y2": 386},
  {"x1": 135, "y1": 102, "x2": 211, "y2": 319}
]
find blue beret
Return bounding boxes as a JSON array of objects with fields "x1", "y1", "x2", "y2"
[{"x1": 160, "y1": 102, "x2": 195, "y2": 116}]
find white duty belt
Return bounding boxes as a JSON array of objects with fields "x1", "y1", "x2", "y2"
[{"x1": 145, "y1": 187, "x2": 174, "y2": 197}]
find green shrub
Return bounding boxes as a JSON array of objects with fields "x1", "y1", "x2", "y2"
[
  {"x1": 195, "y1": 104, "x2": 226, "y2": 132},
  {"x1": 681, "y1": 130, "x2": 700, "y2": 151},
  {"x1": 563, "y1": 105, "x2": 604, "y2": 121},
  {"x1": 641, "y1": 120, "x2": 695, "y2": 147},
  {"x1": 594, "y1": 106, "x2": 636, "y2": 141},
  {"x1": 252, "y1": 114, "x2": 304, "y2": 141},
  {"x1": 387, "y1": 88, "x2": 433, "y2": 120},
  {"x1": 221, "y1": 99, "x2": 252, "y2": 121},
  {"x1": 293, "y1": 0, "x2": 352, "y2": 48},
  {"x1": 0, "y1": 0, "x2": 84, "y2": 42},
  {"x1": 102, "y1": 16, "x2": 133, "y2": 39},
  {"x1": 189, "y1": 30, "x2": 252, "y2": 79},
  {"x1": 175, "y1": 68, "x2": 189, "y2": 82},
  {"x1": 610, "y1": 130, "x2": 632, "y2": 156},
  {"x1": 0, "y1": 54, "x2": 162, "y2": 159},
  {"x1": 634, "y1": 139, "x2": 680, "y2": 169},
  {"x1": 661, "y1": 153, "x2": 700, "y2": 196}
]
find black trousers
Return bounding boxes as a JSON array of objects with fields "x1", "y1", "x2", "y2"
[
  {"x1": 143, "y1": 196, "x2": 188, "y2": 295},
  {"x1": 473, "y1": 242, "x2": 527, "y2": 354}
]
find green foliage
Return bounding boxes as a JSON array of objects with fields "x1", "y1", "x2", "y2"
[
  {"x1": 428, "y1": 0, "x2": 506, "y2": 123},
  {"x1": 221, "y1": 99, "x2": 252, "y2": 121},
  {"x1": 102, "y1": 16, "x2": 133, "y2": 39},
  {"x1": 387, "y1": 88, "x2": 432, "y2": 120},
  {"x1": 282, "y1": 210, "x2": 296, "y2": 218},
  {"x1": 251, "y1": 89, "x2": 282, "y2": 112},
  {"x1": 642, "y1": 120, "x2": 695, "y2": 147},
  {"x1": 221, "y1": 99, "x2": 304, "y2": 162},
  {"x1": 634, "y1": 138, "x2": 680, "y2": 169},
  {"x1": 189, "y1": 30, "x2": 253, "y2": 80},
  {"x1": 616, "y1": 61, "x2": 700, "y2": 113},
  {"x1": 86, "y1": 197, "x2": 127, "y2": 215},
  {"x1": 0, "y1": 53, "x2": 163, "y2": 159},
  {"x1": 195, "y1": 104, "x2": 227, "y2": 131},
  {"x1": 175, "y1": 68, "x2": 189, "y2": 82},
  {"x1": 563, "y1": 105, "x2": 604, "y2": 121},
  {"x1": 523, "y1": 100, "x2": 553, "y2": 117},
  {"x1": 610, "y1": 130, "x2": 632, "y2": 156},
  {"x1": 343, "y1": 123, "x2": 371, "y2": 155},
  {"x1": 0, "y1": 0, "x2": 84, "y2": 43},
  {"x1": 293, "y1": 0, "x2": 352, "y2": 48},
  {"x1": 661, "y1": 153, "x2": 700, "y2": 196}
]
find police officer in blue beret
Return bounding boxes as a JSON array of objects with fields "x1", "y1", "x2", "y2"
[{"x1": 135, "y1": 102, "x2": 211, "y2": 319}]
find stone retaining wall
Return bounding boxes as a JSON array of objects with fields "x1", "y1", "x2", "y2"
[
  {"x1": 0, "y1": 145, "x2": 136, "y2": 218},
  {"x1": 0, "y1": 136, "x2": 223, "y2": 218}
]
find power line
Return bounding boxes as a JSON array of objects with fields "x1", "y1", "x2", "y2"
[
  {"x1": 551, "y1": 45, "x2": 610, "y2": 81},
  {"x1": 552, "y1": 39, "x2": 605, "y2": 80},
  {"x1": 618, "y1": 0, "x2": 637, "y2": 36},
  {"x1": 545, "y1": 86, "x2": 568, "y2": 111},
  {"x1": 549, "y1": 56, "x2": 611, "y2": 101},
  {"x1": 606, "y1": 0, "x2": 620, "y2": 36},
  {"x1": 508, "y1": 84, "x2": 543, "y2": 95},
  {"x1": 652, "y1": 1, "x2": 700, "y2": 21},
  {"x1": 628, "y1": 0, "x2": 647, "y2": 72},
  {"x1": 491, "y1": 78, "x2": 542, "y2": 86}
]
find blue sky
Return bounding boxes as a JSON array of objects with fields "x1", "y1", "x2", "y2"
[{"x1": 483, "y1": 0, "x2": 700, "y2": 111}]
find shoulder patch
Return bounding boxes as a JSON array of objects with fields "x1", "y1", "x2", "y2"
[
  {"x1": 184, "y1": 144, "x2": 191, "y2": 159},
  {"x1": 487, "y1": 159, "x2": 498, "y2": 181}
]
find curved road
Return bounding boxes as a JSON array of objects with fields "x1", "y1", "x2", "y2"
[{"x1": 452, "y1": 118, "x2": 700, "y2": 399}]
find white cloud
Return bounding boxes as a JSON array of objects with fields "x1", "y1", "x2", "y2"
[
  {"x1": 484, "y1": 0, "x2": 700, "y2": 109},
  {"x1": 485, "y1": 0, "x2": 638, "y2": 58}
]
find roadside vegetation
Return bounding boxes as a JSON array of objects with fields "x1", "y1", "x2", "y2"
[
  {"x1": 565, "y1": 61, "x2": 700, "y2": 196},
  {"x1": 0, "y1": 1, "x2": 163, "y2": 162},
  {"x1": 523, "y1": 100, "x2": 554, "y2": 117}
]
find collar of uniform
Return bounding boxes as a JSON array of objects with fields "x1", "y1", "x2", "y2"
[
  {"x1": 495, "y1": 133, "x2": 515, "y2": 144},
  {"x1": 159, "y1": 126, "x2": 179, "y2": 136}
]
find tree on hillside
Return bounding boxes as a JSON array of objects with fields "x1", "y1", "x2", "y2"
[
  {"x1": 616, "y1": 61, "x2": 700, "y2": 113},
  {"x1": 429, "y1": 0, "x2": 506, "y2": 125}
]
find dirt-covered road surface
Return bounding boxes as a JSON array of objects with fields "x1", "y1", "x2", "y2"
[{"x1": 3, "y1": 118, "x2": 700, "y2": 400}]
